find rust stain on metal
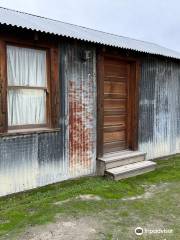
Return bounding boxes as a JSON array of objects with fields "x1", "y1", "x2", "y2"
[
  {"x1": 61, "y1": 43, "x2": 96, "y2": 177},
  {"x1": 69, "y1": 80, "x2": 93, "y2": 171}
]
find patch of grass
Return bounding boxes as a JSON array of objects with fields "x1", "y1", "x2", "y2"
[{"x1": 0, "y1": 156, "x2": 180, "y2": 239}]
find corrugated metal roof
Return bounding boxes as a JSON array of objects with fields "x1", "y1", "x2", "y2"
[{"x1": 1, "y1": 6, "x2": 180, "y2": 60}]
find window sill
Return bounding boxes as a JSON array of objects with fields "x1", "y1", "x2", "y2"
[{"x1": 0, "y1": 128, "x2": 61, "y2": 137}]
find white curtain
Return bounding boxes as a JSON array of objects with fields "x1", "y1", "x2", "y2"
[
  {"x1": 7, "y1": 46, "x2": 47, "y2": 87},
  {"x1": 8, "y1": 89, "x2": 46, "y2": 126},
  {"x1": 7, "y1": 46, "x2": 47, "y2": 126}
]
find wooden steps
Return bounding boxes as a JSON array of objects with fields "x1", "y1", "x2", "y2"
[
  {"x1": 105, "y1": 160, "x2": 156, "y2": 180},
  {"x1": 97, "y1": 150, "x2": 156, "y2": 180}
]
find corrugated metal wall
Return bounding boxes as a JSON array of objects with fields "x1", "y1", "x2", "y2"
[
  {"x1": 60, "y1": 41, "x2": 96, "y2": 178},
  {"x1": 139, "y1": 56, "x2": 180, "y2": 159},
  {"x1": 0, "y1": 132, "x2": 66, "y2": 196},
  {"x1": 0, "y1": 41, "x2": 96, "y2": 197}
]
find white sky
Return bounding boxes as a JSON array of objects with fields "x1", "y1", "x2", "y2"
[{"x1": 0, "y1": 0, "x2": 180, "y2": 52}]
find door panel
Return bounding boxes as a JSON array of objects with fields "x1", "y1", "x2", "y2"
[
  {"x1": 104, "y1": 99, "x2": 127, "y2": 109},
  {"x1": 104, "y1": 64, "x2": 129, "y2": 77},
  {"x1": 104, "y1": 81, "x2": 126, "y2": 97},
  {"x1": 104, "y1": 115, "x2": 126, "y2": 127},
  {"x1": 103, "y1": 141, "x2": 126, "y2": 154},
  {"x1": 104, "y1": 130, "x2": 126, "y2": 143}
]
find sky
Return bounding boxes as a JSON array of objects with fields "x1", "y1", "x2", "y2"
[{"x1": 0, "y1": 0, "x2": 180, "y2": 52}]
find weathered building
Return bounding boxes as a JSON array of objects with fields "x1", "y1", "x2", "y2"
[{"x1": 0, "y1": 7, "x2": 179, "y2": 196}]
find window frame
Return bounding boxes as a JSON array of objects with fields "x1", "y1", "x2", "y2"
[
  {"x1": 7, "y1": 43, "x2": 51, "y2": 130},
  {"x1": 0, "y1": 31, "x2": 60, "y2": 135}
]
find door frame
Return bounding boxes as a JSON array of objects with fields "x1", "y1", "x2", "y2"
[{"x1": 97, "y1": 51, "x2": 140, "y2": 157}]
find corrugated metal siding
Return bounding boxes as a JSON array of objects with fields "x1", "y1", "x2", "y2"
[
  {"x1": 61, "y1": 41, "x2": 96, "y2": 177},
  {"x1": 0, "y1": 132, "x2": 67, "y2": 196},
  {"x1": 1, "y1": 6, "x2": 180, "y2": 60},
  {"x1": 139, "y1": 56, "x2": 180, "y2": 159}
]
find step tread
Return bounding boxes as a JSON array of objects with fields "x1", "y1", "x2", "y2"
[
  {"x1": 99, "y1": 151, "x2": 146, "y2": 163},
  {"x1": 102, "y1": 150, "x2": 132, "y2": 158},
  {"x1": 106, "y1": 161, "x2": 156, "y2": 175}
]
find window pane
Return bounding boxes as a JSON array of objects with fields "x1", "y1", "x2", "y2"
[
  {"x1": 7, "y1": 46, "x2": 47, "y2": 87},
  {"x1": 8, "y1": 89, "x2": 46, "y2": 126}
]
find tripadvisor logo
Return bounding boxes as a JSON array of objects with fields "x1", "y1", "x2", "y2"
[{"x1": 135, "y1": 227, "x2": 143, "y2": 236}]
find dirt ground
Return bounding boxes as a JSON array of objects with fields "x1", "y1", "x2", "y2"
[
  {"x1": 19, "y1": 195, "x2": 104, "y2": 240},
  {"x1": 20, "y1": 216, "x2": 102, "y2": 240}
]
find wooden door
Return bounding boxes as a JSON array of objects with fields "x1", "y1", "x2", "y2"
[{"x1": 103, "y1": 56, "x2": 131, "y2": 154}]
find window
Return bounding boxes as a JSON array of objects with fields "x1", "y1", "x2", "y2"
[
  {"x1": 0, "y1": 36, "x2": 59, "y2": 134},
  {"x1": 7, "y1": 45, "x2": 48, "y2": 129}
]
